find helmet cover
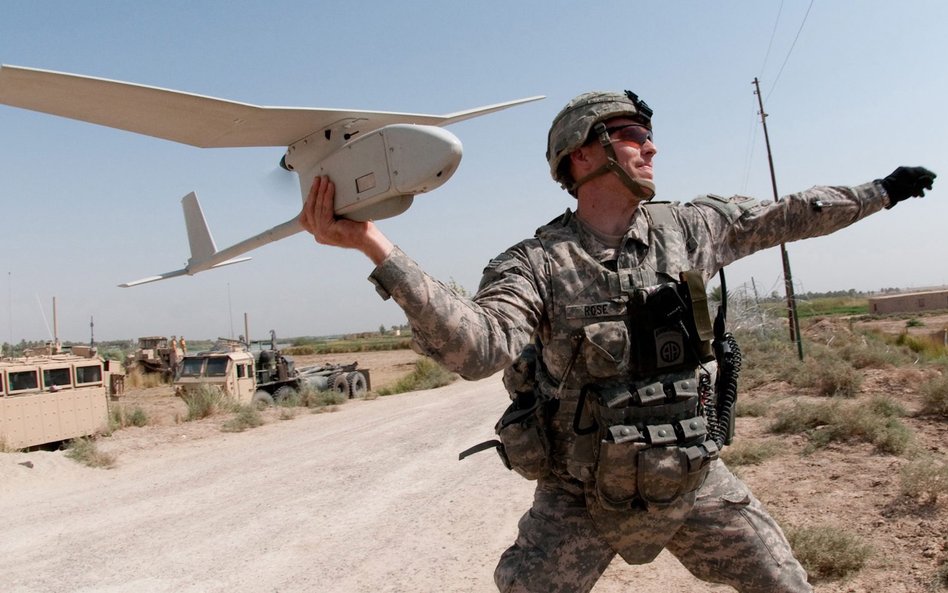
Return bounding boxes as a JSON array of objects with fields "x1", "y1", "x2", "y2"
[{"x1": 546, "y1": 90, "x2": 653, "y2": 189}]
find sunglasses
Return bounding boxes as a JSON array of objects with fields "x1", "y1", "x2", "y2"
[{"x1": 604, "y1": 124, "x2": 653, "y2": 146}]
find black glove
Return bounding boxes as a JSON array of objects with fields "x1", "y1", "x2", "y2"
[{"x1": 880, "y1": 166, "x2": 936, "y2": 209}]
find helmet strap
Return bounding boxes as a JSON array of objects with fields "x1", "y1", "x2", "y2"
[{"x1": 567, "y1": 122, "x2": 655, "y2": 200}]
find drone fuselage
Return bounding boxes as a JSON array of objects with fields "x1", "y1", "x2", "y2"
[{"x1": 282, "y1": 124, "x2": 462, "y2": 222}]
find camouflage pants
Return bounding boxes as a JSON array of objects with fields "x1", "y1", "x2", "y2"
[{"x1": 493, "y1": 460, "x2": 811, "y2": 593}]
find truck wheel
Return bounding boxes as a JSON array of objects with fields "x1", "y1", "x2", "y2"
[
  {"x1": 251, "y1": 390, "x2": 274, "y2": 409},
  {"x1": 331, "y1": 373, "x2": 349, "y2": 398},
  {"x1": 273, "y1": 385, "x2": 299, "y2": 405},
  {"x1": 346, "y1": 371, "x2": 367, "y2": 399}
]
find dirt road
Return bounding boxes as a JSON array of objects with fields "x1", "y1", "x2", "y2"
[{"x1": 1, "y1": 374, "x2": 725, "y2": 593}]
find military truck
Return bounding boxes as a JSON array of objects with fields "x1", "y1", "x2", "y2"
[
  {"x1": 126, "y1": 336, "x2": 184, "y2": 379},
  {"x1": 0, "y1": 350, "x2": 122, "y2": 449},
  {"x1": 173, "y1": 346, "x2": 370, "y2": 407}
]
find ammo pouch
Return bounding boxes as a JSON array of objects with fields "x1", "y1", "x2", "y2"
[
  {"x1": 574, "y1": 379, "x2": 719, "y2": 510},
  {"x1": 596, "y1": 421, "x2": 718, "y2": 510},
  {"x1": 458, "y1": 390, "x2": 551, "y2": 481}
]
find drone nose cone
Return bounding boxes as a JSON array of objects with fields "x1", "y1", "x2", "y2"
[{"x1": 383, "y1": 125, "x2": 463, "y2": 194}]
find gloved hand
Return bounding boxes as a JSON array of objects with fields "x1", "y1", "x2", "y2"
[{"x1": 880, "y1": 166, "x2": 936, "y2": 209}]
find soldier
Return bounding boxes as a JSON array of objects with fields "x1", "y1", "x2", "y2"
[{"x1": 299, "y1": 90, "x2": 936, "y2": 593}]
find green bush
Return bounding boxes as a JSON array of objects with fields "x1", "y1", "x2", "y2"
[
  {"x1": 180, "y1": 385, "x2": 232, "y2": 420},
  {"x1": 895, "y1": 332, "x2": 947, "y2": 362},
  {"x1": 787, "y1": 525, "x2": 871, "y2": 582},
  {"x1": 837, "y1": 331, "x2": 914, "y2": 369},
  {"x1": 110, "y1": 405, "x2": 149, "y2": 430}
]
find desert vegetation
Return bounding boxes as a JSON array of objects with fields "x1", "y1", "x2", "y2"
[{"x1": 720, "y1": 306, "x2": 947, "y2": 588}]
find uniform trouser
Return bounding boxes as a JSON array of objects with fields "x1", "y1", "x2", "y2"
[{"x1": 493, "y1": 459, "x2": 811, "y2": 593}]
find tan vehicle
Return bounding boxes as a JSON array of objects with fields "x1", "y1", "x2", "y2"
[
  {"x1": 126, "y1": 336, "x2": 184, "y2": 379},
  {"x1": 0, "y1": 352, "x2": 121, "y2": 449},
  {"x1": 174, "y1": 347, "x2": 369, "y2": 407}
]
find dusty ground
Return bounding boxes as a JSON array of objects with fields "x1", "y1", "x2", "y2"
[{"x1": 1, "y1": 321, "x2": 946, "y2": 592}]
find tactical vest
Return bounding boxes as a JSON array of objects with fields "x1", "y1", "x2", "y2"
[{"x1": 530, "y1": 204, "x2": 716, "y2": 488}]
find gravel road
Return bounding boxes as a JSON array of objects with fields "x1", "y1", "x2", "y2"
[{"x1": 0, "y1": 374, "x2": 726, "y2": 593}]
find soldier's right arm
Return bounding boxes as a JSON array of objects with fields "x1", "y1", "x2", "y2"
[{"x1": 299, "y1": 175, "x2": 545, "y2": 380}]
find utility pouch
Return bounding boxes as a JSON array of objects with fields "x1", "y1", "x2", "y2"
[
  {"x1": 581, "y1": 321, "x2": 630, "y2": 378},
  {"x1": 636, "y1": 446, "x2": 689, "y2": 508},
  {"x1": 458, "y1": 391, "x2": 551, "y2": 481},
  {"x1": 495, "y1": 399, "x2": 550, "y2": 480},
  {"x1": 596, "y1": 436, "x2": 648, "y2": 511}
]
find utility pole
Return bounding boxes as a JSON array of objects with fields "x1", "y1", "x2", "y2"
[{"x1": 753, "y1": 77, "x2": 804, "y2": 360}]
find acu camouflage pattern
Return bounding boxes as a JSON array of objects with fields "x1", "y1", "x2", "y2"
[
  {"x1": 493, "y1": 462, "x2": 810, "y2": 593},
  {"x1": 369, "y1": 181, "x2": 886, "y2": 592},
  {"x1": 546, "y1": 91, "x2": 652, "y2": 189},
  {"x1": 370, "y1": 181, "x2": 887, "y2": 383}
]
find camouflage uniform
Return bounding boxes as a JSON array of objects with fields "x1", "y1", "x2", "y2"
[{"x1": 368, "y1": 180, "x2": 889, "y2": 593}]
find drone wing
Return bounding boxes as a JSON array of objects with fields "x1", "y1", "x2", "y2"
[{"x1": 0, "y1": 64, "x2": 542, "y2": 147}]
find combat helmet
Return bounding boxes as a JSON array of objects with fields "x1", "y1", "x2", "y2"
[{"x1": 546, "y1": 90, "x2": 655, "y2": 199}]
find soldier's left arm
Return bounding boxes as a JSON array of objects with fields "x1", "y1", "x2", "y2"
[{"x1": 679, "y1": 180, "x2": 890, "y2": 273}]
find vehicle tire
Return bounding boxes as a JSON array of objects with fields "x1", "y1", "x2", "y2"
[
  {"x1": 331, "y1": 373, "x2": 349, "y2": 398},
  {"x1": 346, "y1": 371, "x2": 367, "y2": 399},
  {"x1": 251, "y1": 390, "x2": 274, "y2": 409},
  {"x1": 273, "y1": 385, "x2": 299, "y2": 405}
]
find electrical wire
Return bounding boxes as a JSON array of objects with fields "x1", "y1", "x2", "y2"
[
  {"x1": 759, "y1": 0, "x2": 785, "y2": 76},
  {"x1": 766, "y1": 0, "x2": 816, "y2": 102}
]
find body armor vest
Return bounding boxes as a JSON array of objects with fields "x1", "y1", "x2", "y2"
[{"x1": 531, "y1": 205, "x2": 713, "y2": 479}]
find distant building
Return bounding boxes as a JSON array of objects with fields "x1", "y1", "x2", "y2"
[{"x1": 868, "y1": 289, "x2": 948, "y2": 315}]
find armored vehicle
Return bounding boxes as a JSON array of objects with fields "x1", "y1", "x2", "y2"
[{"x1": 1, "y1": 351, "x2": 121, "y2": 449}]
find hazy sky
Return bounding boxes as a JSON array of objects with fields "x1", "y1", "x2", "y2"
[{"x1": 1, "y1": 1, "x2": 946, "y2": 343}]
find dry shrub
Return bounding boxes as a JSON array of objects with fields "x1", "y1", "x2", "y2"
[
  {"x1": 735, "y1": 398, "x2": 770, "y2": 417},
  {"x1": 65, "y1": 437, "x2": 116, "y2": 469},
  {"x1": 125, "y1": 367, "x2": 166, "y2": 389},
  {"x1": 899, "y1": 455, "x2": 948, "y2": 504},
  {"x1": 180, "y1": 384, "x2": 231, "y2": 420},
  {"x1": 221, "y1": 405, "x2": 265, "y2": 432},
  {"x1": 110, "y1": 405, "x2": 148, "y2": 430},
  {"x1": 795, "y1": 344, "x2": 862, "y2": 397},
  {"x1": 734, "y1": 329, "x2": 798, "y2": 389},
  {"x1": 920, "y1": 372, "x2": 948, "y2": 418},
  {"x1": 377, "y1": 357, "x2": 456, "y2": 395},
  {"x1": 720, "y1": 439, "x2": 782, "y2": 466},
  {"x1": 837, "y1": 330, "x2": 914, "y2": 369},
  {"x1": 787, "y1": 525, "x2": 871, "y2": 582},
  {"x1": 769, "y1": 396, "x2": 912, "y2": 455}
]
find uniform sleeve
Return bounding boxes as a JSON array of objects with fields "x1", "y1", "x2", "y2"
[
  {"x1": 367, "y1": 244, "x2": 545, "y2": 380},
  {"x1": 680, "y1": 181, "x2": 889, "y2": 272}
]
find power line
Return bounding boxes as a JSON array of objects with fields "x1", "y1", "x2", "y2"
[
  {"x1": 766, "y1": 0, "x2": 816, "y2": 101},
  {"x1": 759, "y1": 0, "x2": 786, "y2": 76}
]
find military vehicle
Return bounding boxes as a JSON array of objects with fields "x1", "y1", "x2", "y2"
[
  {"x1": 126, "y1": 336, "x2": 184, "y2": 379},
  {"x1": 174, "y1": 344, "x2": 369, "y2": 407},
  {"x1": 0, "y1": 350, "x2": 123, "y2": 449}
]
